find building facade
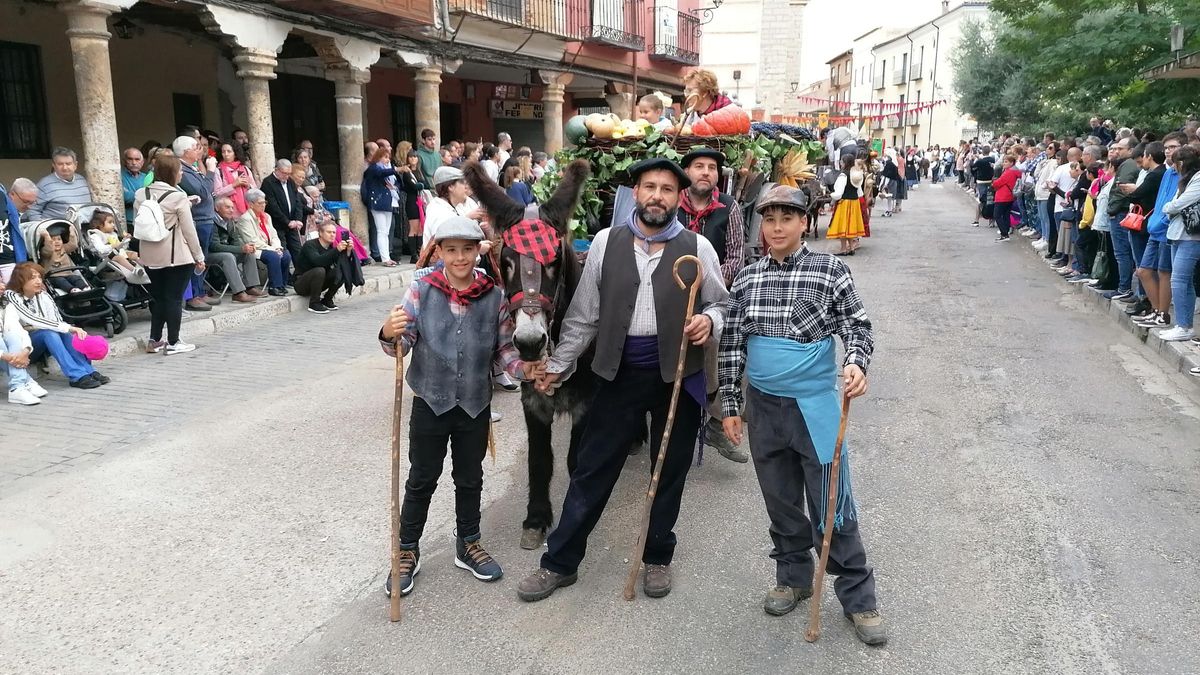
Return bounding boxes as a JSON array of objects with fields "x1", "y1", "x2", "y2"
[
  {"x1": 697, "y1": 0, "x2": 809, "y2": 117},
  {"x1": 0, "y1": 0, "x2": 702, "y2": 240}
]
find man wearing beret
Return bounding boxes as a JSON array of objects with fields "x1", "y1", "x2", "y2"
[
  {"x1": 679, "y1": 148, "x2": 749, "y2": 463},
  {"x1": 517, "y1": 157, "x2": 729, "y2": 602}
]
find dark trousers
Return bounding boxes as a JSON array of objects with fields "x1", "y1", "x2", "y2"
[
  {"x1": 994, "y1": 200, "x2": 1013, "y2": 237},
  {"x1": 277, "y1": 227, "x2": 303, "y2": 271},
  {"x1": 1096, "y1": 231, "x2": 1118, "y2": 290},
  {"x1": 1043, "y1": 199, "x2": 1058, "y2": 254},
  {"x1": 294, "y1": 266, "x2": 337, "y2": 304},
  {"x1": 145, "y1": 264, "x2": 193, "y2": 344},
  {"x1": 746, "y1": 386, "x2": 877, "y2": 614},
  {"x1": 541, "y1": 365, "x2": 703, "y2": 575},
  {"x1": 400, "y1": 397, "x2": 490, "y2": 544},
  {"x1": 1076, "y1": 229, "x2": 1099, "y2": 274},
  {"x1": 191, "y1": 219, "x2": 214, "y2": 298}
]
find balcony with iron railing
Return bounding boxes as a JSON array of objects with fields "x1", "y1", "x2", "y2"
[
  {"x1": 873, "y1": 73, "x2": 885, "y2": 89},
  {"x1": 650, "y1": 9, "x2": 699, "y2": 65},
  {"x1": 887, "y1": 114, "x2": 902, "y2": 128},
  {"x1": 892, "y1": 68, "x2": 906, "y2": 85},
  {"x1": 871, "y1": 118, "x2": 884, "y2": 131},
  {"x1": 906, "y1": 111, "x2": 923, "y2": 126},
  {"x1": 448, "y1": 0, "x2": 574, "y2": 38},
  {"x1": 572, "y1": 0, "x2": 647, "y2": 51},
  {"x1": 909, "y1": 61, "x2": 923, "y2": 80}
]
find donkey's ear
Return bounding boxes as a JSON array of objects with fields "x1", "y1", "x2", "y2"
[
  {"x1": 462, "y1": 160, "x2": 523, "y2": 230},
  {"x1": 539, "y1": 159, "x2": 591, "y2": 234}
]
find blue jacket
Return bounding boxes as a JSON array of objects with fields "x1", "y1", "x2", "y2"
[
  {"x1": 1149, "y1": 167, "x2": 1180, "y2": 242},
  {"x1": 0, "y1": 184, "x2": 29, "y2": 264},
  {"x1": 362, "y1": 163, "x2": 397, "y2": 212},
  {"x1": 179, "y1": 164, "x2": 216, "y2": 225},
  {"x1": 122, "y1": 168, "x2": 146, "y2": 224}
]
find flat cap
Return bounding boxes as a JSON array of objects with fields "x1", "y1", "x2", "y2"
[
  {"x1": 432, "y1": 165, "x2": 464, "y2": 187},
  {"x1": 433, "y1": 215, "x2": 484, "y2": 243},
  {"x1": 754, "y1": 184, "x2": 809, "y2": 214},
  {"x1": 680, "y1": 148, "x2": 725, "y2": 169},
  {"x1": 627, "y1": 157, "x2": 691, "y2": 190}
]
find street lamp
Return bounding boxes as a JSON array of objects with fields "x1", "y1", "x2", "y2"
[{"x1": 693, "y1": 0, "x2": 724, "y2": 26}]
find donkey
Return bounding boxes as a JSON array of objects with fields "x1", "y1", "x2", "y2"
[{"x1": 462, "y1": 159, "x2": 600, "y2": 550}]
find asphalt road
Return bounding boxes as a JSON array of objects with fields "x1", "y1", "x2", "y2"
[{"x1": 2, "y1": 181, "x2": 1199, "y2": 674}]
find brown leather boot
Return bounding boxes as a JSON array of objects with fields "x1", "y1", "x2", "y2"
[{"x1": 232, "y1": 291, "x2": 256, "y2": 303}]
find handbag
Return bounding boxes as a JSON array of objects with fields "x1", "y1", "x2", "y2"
[
  {"x1": 1119, "y1": 205, "x2": 1145, "y2": 232},
  {"x1": 1181, "y1": 203, "x2": 1200, "y2": 235},
  {"x1": 1091, "y1": 238, "x2": 1111, "y2": 281}
]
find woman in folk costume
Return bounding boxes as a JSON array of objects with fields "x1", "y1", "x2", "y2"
[
  {"x1": 826, "y1": 153, "x2": 867, "y2": 255},
  {"x1": 853, "y1": 151, "x2": 872, "y2": 242}
]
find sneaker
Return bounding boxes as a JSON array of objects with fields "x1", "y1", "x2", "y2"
[
  {"x1": 455, "y1": 536, "x2": 503, "y2": 582},
  {"x1": 1125, "y1": 300, "x2": 1151, "y2": 316},
  {"x1": 1067, "y1": 275, "x2": 1092, "y2": 283},
  {"x1": 764, "y1": 585, "x2": 813, "y2": 616},
  {"x1": 1132, "y1": 310, "x2": 1158, "y2": 324},
  {"x1": 8, "y1": 386, "x2": 40, "y2": 406},
  {"x1": 846, "y1": 610, "x2": 888, "y2": 646},
  {"x1": 705, "y1": 418, "x2": 749, "y2": 462},
  {"x1": 994, "y1": 236, "x2": 1010, "y2": 242},
  {"x1": 642, "y1": 563, "x2": 672, "y2": 598},
  {"x1": 494, "y1": 372, "x2": 520, "y2": 392},
  {"x1": 1158, "y1": 326, "x2": 1195, "y2": 342},
  {"x1": 1190, "y1": 366, "x2": 1200, "y2": 377},
  {"x1": 25, "y1": 380, "x2": 48, "y2": 398},
  {"x1": 383, "y1": 546, "x2": 420, "y2": 597},
  {"x1": 971, "y1": 221, "x2": 979, "y2": 227},
  {"x1": 146, "y1": 339, "x2": 166, "y2": 354},
  {"x1": 307, "y1": 302, "x2": 329, "y2": 314},
  {"x1": 1156, "y1": 312, "x2": 1171, "y2": 327},
  {"x1": 1086, "y1": 279, "x2": 1101, "y2": 286},
  {"x1": 1114, "y1": 292, "x2": 1137, "y2": 303},
  {"x1": 517, "y1": 567, "x2": 578, "y2": 602},
  {"x1": 1033, "y1": 240, "x2": 1049, "y2": 250},
  {"x1": 165, "y1": 341, "x2": 197, "y2": 355},
  {"x1": 321, "y1": 299, "x2": 339, "y2": 311}
]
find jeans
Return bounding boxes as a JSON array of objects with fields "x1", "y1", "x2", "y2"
[
  {"x1": 260, "y1": 249, "x2": 292, "y2": 289},
  {"x1": 29, "y1": 329, "x2": 94, "y2": 382},
  {"x1": 191, "y1": 219, "x2": 214, "y2": 298},
  {"x1": 2, "y1": 332, "x2": 31, "y2": 391},
  {"x1": 371, "y1": 210, "x2": 394, "y2": 263},
  {"x1": 1111, "y1": 225, "x2": 1136, "y2": 293},
  {"x1": 1035, "y1": 199, "x2": 1048, "y2": 239},
  {"x1": 294, "y1": 266, "x2": 337, "y2": 304},
  {"x1": 1170, "y1": 240, "x2": 1200, "y2": 329},
  {"x1": 400, "y1": 397, "x2": 490, "y2": 544},
  {"x1": 995, "y1": 201, "x2": 1013, "y2": 238},
  {"x1": 1129, "y1": 229, "x2": 1150, "y2": 297},
  {"x1": 145, "y1": 264, "x2": 193, "y2": 344}
]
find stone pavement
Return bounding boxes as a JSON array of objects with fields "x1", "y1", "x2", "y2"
[{"x1": 2, "y1": 182, "x2": 1200, "y2": 674}]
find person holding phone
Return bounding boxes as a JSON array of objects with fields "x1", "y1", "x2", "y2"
[{"x1": 294, "y1": 221, "x2": 351, "y2": 314}]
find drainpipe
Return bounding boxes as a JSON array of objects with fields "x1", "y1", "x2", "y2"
[
  {"x1": 904, "y1": 35, "x2": 913, "y2": 147},
  {"x1": 928, "y1": 20, "x2": 942, "y2": 147},
  {"x1": 870, "y1": 49, "x2": 877, "y2": 139}
]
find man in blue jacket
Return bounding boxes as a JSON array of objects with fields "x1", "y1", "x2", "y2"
[
  {"x1": 174, "y1": 135, "x2": 219, "y2": 311},
  {"x1": 0, "y1": 182, "x2": 30, "y2": 285},
  {"x1": 1134, "y1": 134, "x2": 1187, "y2": 329}
]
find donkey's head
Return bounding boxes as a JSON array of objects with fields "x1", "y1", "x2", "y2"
[{"x1": 463, "y1": 159, "x2": 590, "y2": 362}]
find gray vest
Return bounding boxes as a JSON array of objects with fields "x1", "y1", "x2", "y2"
[
  {"x1": 593, "y1": 225, "x2": 704, "y2": 382},
  {"x1": 406, "y1": 281, "x2": 502, "y2": 418}
]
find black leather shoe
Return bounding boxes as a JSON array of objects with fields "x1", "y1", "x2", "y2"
[
  {"x1": 90, "y1": 372, "x2": 111, "y2": 385},
  {"x1": 70, "y1": 376, "x2": 100, "y2": 390}
]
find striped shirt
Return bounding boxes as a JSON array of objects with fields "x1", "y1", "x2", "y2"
[
  {"x1": 3, "y1": 289, "x2": 72, "y2": 333},
  {"x1": 27, "y1": 173, "x2": 93, "y2": 221}
]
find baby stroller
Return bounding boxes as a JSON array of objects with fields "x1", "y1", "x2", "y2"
[
  {"x1": 22, "y1": 216, "x2": 129, "y2": 336},
  {"x1": 68, "y1": 203, "x2": 153, "y2": 315}
]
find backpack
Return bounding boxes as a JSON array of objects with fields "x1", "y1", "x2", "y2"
[{"x1": 133, "y1": 187, "x2": 176, "y2": 242}]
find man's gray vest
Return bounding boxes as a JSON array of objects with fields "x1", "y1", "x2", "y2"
[
  {"x1": 592, "y1": 225, "x2": 705, "y2": 383},
  {"x1": 406, "y1": 281, "x2": 502, "y2": 418}
]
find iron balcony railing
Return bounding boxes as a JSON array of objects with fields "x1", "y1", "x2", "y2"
[
  {"x1": 873, "y1": 73, "x2": 885, "y2": 89},
  {"x1": 909, "y1": 61, "x2": 923, "y2": 80},
  {"x1": 887, "y1": 114, "x2": 903, "y2": 128},
  {"x1": 892, "y1": 68, "x2": 906, "y2": 85},
  {"x1": 572, "y1": 0, "x2": 647, "y2": 51},
  {"x1": 650, "y1": 9, "x2": 699, "y2": 65},
  {"x1": 448, "y1": 0, "x2": 573, "y2": 38}
]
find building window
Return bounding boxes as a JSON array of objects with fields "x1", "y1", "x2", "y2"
[
  {"x1": 390, "y1": 95, "x2": 416, "y2": 145},
  {"x1": 0, "y1": 40, "x2": 51, "y2": 159}
]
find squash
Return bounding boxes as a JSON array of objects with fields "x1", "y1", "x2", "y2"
[
  {"x1": 589, "y1": 116, "x2": 616, "y2": 139},
  {"x1": 698, "y1": 104, "x2": 751, "y2": 135},
  {"x1": 692, "y1": 117, "x2": 716, "y2": 136},
  {"x1": 584, "y1": 113, "x2": 607, "y2": 132},
  {"x1": 565, "y1": 115, "x2": 590, "y2": 145}
]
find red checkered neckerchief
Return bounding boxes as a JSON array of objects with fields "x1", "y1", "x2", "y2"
[
  {"x1": 679, "y1": 188, "x2": 726, "y2": 233},
  {"x1": 423, "y1": 268, "x2": 495, "y2": 306},
  {"x1": 502, "y1": 219, "x2": 560, "y2": 266}
]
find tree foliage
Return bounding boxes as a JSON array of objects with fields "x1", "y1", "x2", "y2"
[{"x1": 952, "y1": 0, "x2": 1200, "y2": 135}]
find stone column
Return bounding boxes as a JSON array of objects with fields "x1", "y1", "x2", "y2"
[
  {"x1": 232, "y1": 48, "x2": 280, "y2": 184},
  {"x1": 62, "y1": 1, "x2": 124, "y2": 226},
  {"x1": 413, "y1": 63, "x2": 442, "y2": 140},
  {"x1": 329, "y1": 66, "x2": 371, "y2": 244},
  {"x1": 539, "y1": 71, "x2": 574, "y2": 154}
]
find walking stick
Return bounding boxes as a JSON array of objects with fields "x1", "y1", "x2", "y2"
[
  {"x1": 388, "y1": 348, "x2": 405, "y2": 623},
  {"x1": 622, "y1": 255, "x2": 704, "y2": 601},
  {"x1": 804, "y1": 392, "x2": 852, "y2": 642}
]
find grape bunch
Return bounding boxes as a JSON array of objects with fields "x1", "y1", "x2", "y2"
[{"x1": 750, "y1": 122, "x2": 816, "y2": 141}]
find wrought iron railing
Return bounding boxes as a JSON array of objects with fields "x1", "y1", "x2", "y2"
[
  {"x1": 909, "y1": 61, "x2": 923, "y2": 80},
  {"x1": 891, "y1": 69, "x2": 906, "y2": 85},
  {"x1": 650, "y1": 9, "x2": 699, "y2": 65},
  {"x1": 448, "y1": 0, "x2": 573, "y2": 39},
  {"x1": 873, "y1": 73, "x2": 885, "y2": 89},
  {"x1": 569, "y1": 0, "x2": 646, "y2": 51}
]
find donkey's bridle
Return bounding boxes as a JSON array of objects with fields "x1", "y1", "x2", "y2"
[{"x1": 504, "y1": 239, "x2": 567, "y2": 318}]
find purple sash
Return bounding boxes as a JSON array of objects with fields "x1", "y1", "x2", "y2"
[{"x1": 622, "y1": 336, "x2": 706, "y2": 409}]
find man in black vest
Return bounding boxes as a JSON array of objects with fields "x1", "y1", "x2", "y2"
[
  {"x1": 516, "y1": 158, "x2": 729, "y2": 603},
  {"x1": 679, "y1": 149, "x2": 749, "y2": 463}
]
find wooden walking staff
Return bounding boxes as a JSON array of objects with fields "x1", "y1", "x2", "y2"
[
  {"x1": 388, "y1": 349, "x2": 405, "y2": 622},
  {"x1": 622, "y1": 255, "x2": 704, "y2": 601},
  {"x1": 804, "y1": 392, "x2": 852, "y2": 642}
]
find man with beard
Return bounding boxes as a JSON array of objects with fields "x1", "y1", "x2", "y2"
[
  {"x1": 516, "y1": 158, "x2": 729, "y2": 602},
  {"x1": 678, "y1": 149, "x2": 749, "y2": 463}
]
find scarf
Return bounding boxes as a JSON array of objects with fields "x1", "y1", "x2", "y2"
[
  {"x1": 220, "y1": 161, "x2": 248, "y2": 213},
  {"x1": 703, "y1": 94, "x2": 734, "y2": 115},
  {"x1": 255, "y1": 210, "x2": 272, "y2": 242},
  {"x1": 422, "y1": 269, "x2": 495, "y2": 306},
  {"x1": 746, "y1": 335, "x2": 856, "y2": 531},
  {"x1": 626, "y1": 211, "x2": 684, "y2": 252},
  {"x1": 678, "y1": 189, "x2": 724, "y2": 234}
]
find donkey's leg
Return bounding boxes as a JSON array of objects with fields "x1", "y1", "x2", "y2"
[{"x1": 522, "y1": 403, "x2": 555, "y2": 549}]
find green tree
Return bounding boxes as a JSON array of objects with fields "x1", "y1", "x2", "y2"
[{"x1": 951, "y1": 19, "x2": 1018, "y2": 132}]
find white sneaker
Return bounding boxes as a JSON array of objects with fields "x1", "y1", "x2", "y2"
[
  {"x1": 165, "y1": 341, "x2": 197, "y2": 355},
  {"x1": 1033, "y1": 240, "x2": 1048, "y2": 250},
  {"x1": 8, "y1": 386, "x2": 41, "y2": 406},
  {"x1": 493, "y1": 372, "x2": 520, "y2": 392},
  {"x1": 26, "y1": 379, "x2": 48, "y2": 397},
  {"x1": 1158, "y1": 326, "x2": 1195, "y2": 342}
]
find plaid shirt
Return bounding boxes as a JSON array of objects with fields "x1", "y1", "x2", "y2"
[
  {"x1": 379, "y1": 274, "x2": 525, "y2": 381},
  {"x1": 680, "y1": 190, "x2": 746, "y2": 285},
  {"x1": 717, "y1": 244, "x2": 873, "y2": 418}
]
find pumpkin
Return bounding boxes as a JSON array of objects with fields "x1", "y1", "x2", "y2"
[
  {"x1": 697, "y1": 104, "x2": 751, "y2": 135},
  {"x1": 584, "y1": 113, "x2": 608, "y2": 132},
  {"x1": 692, "y1": 117, "x2": 717, "y2": 136},
  {"x1": 589, "y1": 116, "x2": 616, "y2": 139}
]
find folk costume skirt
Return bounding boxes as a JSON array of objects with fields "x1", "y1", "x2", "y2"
[
  {"x1": 827, "y1": 199, "x2": 866, "y2": 240},
  {"x1": 858, "y1": 197, "x2": 872, "y2": 238}
]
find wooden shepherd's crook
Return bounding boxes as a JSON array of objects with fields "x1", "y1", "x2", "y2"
[
  {"x1": 804, "y1": 392, "x2": 852, "y2": 642},
  {"x1": 388, "y1": 349, "x2": 405, "y2": 623},
  {"x1": 622, "y1": 254, "x2": 704, "y2": 601}
]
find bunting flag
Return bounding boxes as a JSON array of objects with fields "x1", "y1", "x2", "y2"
[{"x1": 788, "y1": 97, "x2": 948, "y2": 123}]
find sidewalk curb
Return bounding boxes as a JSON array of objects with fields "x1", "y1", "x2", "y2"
[{"x1": 104, "y1": 267, "x2": 413, "y2": 360}]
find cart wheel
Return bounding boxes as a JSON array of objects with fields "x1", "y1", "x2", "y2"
[{"x1": 111, "y1": 304, "x2": 128, "y2": 335}]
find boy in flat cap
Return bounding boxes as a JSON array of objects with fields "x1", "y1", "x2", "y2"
[
  {"x1": 380, "y1": 216, "x2": 538, "y2": 597},
  {"x1": 717, "y1": 185, "x2": 886, "y2": 646},
  {"x1": 516, "y1": 157, "x2": 728, "y2": 602}
]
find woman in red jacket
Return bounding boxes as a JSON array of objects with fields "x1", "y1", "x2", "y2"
[{"x1": 991, "y1": 154, "x2": 1021, "y2": 241}]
